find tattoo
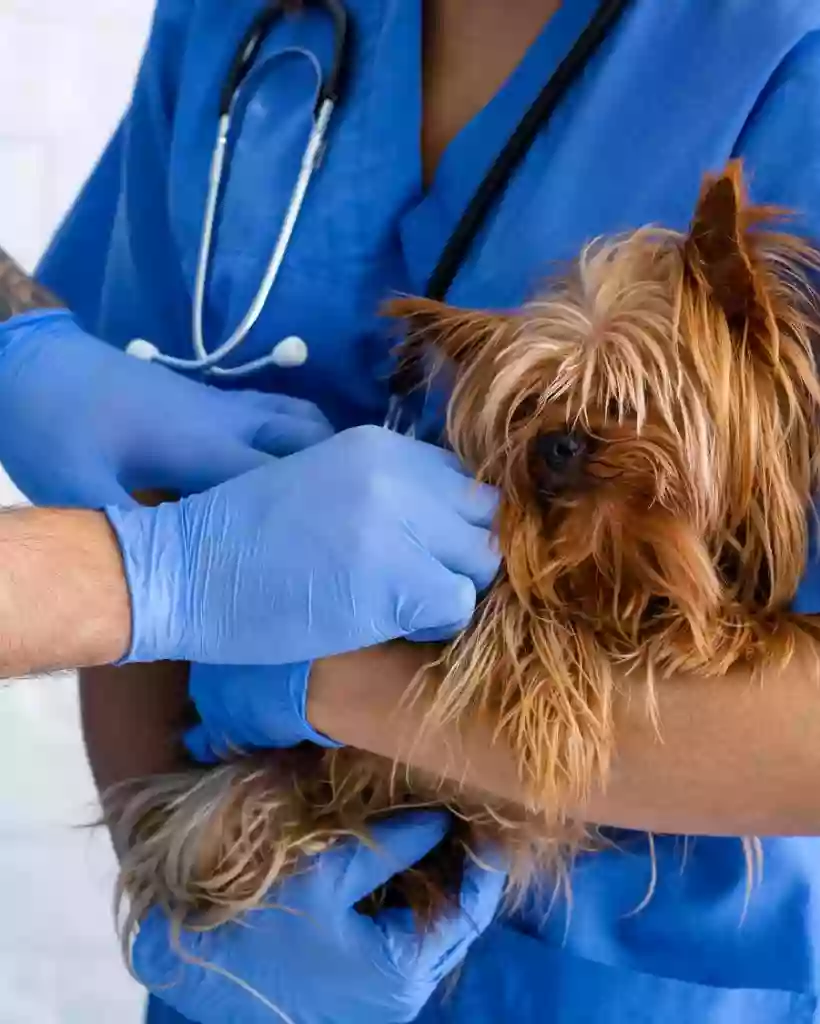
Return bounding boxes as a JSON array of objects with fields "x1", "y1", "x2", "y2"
[{"x1": 0, "y1": 245, "x2": 63, "y2": 322}]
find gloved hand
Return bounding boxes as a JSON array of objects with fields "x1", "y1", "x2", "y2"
[
  {"x1": 133, "y1": 811, "x2": 506, "y2": 1024},
  {"x1": 107, "y1": 425, "x2": 500, "y2": 664},
  {"x1": 0, "y1": 310, "x2": 333, "y2": 506},
  {"x1": 184, "y1": 662, "x2": 330, "y2": 760}
]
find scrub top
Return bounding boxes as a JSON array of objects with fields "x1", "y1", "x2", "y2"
[{"x1": 38, "y1": 1, "x2": 820, "y2": 1021}]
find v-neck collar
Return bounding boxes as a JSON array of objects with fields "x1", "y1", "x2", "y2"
[{"x1": 398, "y1": 0, "x2": 606, "y2": 296}]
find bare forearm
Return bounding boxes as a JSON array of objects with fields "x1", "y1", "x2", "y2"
[
  {"x1": 308, "y1": 638, "x2": 820, "y2": 836},
  {"x1": 0, "y1": 244, "x2": 62, "y2": 323},
  {"x1": 79, "y1": 487, "x2": 191, "y2": 854},
  {"x1": 80, "y1": 662, "x2": 191, "y2": 795},
  {"x1": 0, "y1": 508, "x2": 131, "y2": 677}
]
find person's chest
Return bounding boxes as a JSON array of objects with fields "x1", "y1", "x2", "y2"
[{"x1": 154, "y1": 0, "x2": 820, "y2": 429}]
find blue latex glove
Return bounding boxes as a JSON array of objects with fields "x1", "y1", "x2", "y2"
[
  {"x1": 0, "y1": 310, "x2": 333, "y2": 506},
  {"x1": 184, "y1": 662, "x2": 330, "y2": 761},
  {"x1": 107, "y1": 425, "x2": 500, "y2": 665},
  {"x1": 132, "y1": 811, "x2": 506, "y2": 1024}
]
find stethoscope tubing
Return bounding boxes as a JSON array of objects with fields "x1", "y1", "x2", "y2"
[{"x1": 126, "y1": 0, "x2": 631, "y2": 434}]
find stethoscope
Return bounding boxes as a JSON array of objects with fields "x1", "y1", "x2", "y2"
[
  {"x1": 127, "y1": 0, "x2": 631, "y2": 432},
  {"x1": 127, "y1": 0, "x2": 349, "y2": 378}
]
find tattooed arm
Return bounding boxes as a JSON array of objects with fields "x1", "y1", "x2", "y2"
[{"x1": 0, "y1": 244, "x2": 64, "y2": 322}]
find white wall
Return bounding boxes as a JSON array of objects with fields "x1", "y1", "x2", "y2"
[{"x1": 0, "y1": 2, "x2": 156, "y2": 1020}]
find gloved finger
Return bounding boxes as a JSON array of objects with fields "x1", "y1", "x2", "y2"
[
  {"x1": 151, "y1": 443, "x2": 274, "y2": 495},
  {"x1": 224, "y1": 389, "x2": 333, "y2": 427},
  {"x1": 419, "y1": 462, "x2": 499, "y2": 529},
  {"x1": 414, "y1": 518, "x2": 501, "y2": 593},
  {"x1": 320, "y1": 810, "x2": 451, "y2": 909},
  {"x1": 456, "y1": 848, "x2": 508, "y2": 935},
  {"x1": 252, "y1": 414, "x2": 335, "y2": 457},
  {"x1": 448, "y1": 479, "x2": 499, "y2": 529},
  {"x1": 70, "y1": 472, "x2": 140, "y2": 511},
  {"x1": 378, "y1": 847, "x2": 506, "y2": 973},
  {"x1": 131, "y1": 907, "x2": 196, "y2": 989},
  {"x1": 395, "y1": 572, "x2": 477, "y2": 636},
  {"x1": 424, "y1": 854, "x2": 507, "y2": 975},
  {"x1": 183, "y1": 724, "x2": 224, "y2": 765},
  {"x1": 406, "y1": 622, "x2": 472, "y2": 643}
]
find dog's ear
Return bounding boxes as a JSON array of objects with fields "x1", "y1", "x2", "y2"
[
  {"x1": 683, "y1": 161, "x2": 768, "y2": 332},
  {"x1": 383, "y1": 296, "x2": 513, "y2": 368}
]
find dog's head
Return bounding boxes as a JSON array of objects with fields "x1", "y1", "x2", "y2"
[{"x1": 388, "y1": 164, "x2": 820, "y2": 668}]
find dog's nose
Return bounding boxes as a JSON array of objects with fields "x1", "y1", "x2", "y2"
[
  {"x1": 532, "y1": 430, "x2": 591, "y2": 500},
  {"x1": 535, "y1": 430, "x2": 589, "y2": 471}
]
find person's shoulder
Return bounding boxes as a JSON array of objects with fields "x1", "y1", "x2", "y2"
[
  {"x1": 755, "y1": 26, "x2": 820, "y2": 126},
  {"x1": 151, "y1": 0, "x2": 196, "y2": 24},
  {"x1": 669, "y1": 0, "x2": 820, "y2": 68},
  {"x1": 732, "y1": 26, "x2": 820, "y2": 228},
  {"x1": 709, "y1": 0, "x2": 820, "y2": 35},
  {"x1": 133, "y1": 0, "x2": 198, "y2": 80}
]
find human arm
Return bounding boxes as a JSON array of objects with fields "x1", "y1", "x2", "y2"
[
  {"x1": 182, "y1": 632, "x2": 820, "y2": 838},
  {"x1": 303, "y1": 636, "x2": 820, "y2": 838},
  {"x1": 0, "y1": 507, "x2": 188, "y2": 793},
  {"x1": 0, "y1": 245, "x2": 63, "y2": 321},
  {"x1": 0, "y1": 508, "x2": 131, "y2": 677},
  {"x1": 181, "y1": 629, "x2": 820, "y2": 839}
]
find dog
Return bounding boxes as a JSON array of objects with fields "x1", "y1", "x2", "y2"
[{"x1": 110, "y1": 161, "x2": 820, "y2": 947}]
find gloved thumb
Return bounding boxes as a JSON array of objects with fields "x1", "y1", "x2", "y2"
[
  {"x1": 182, "y1": 724, "x2": 223, "y2": 765},
  {"x1": 329, "y1": 810, "x2": 451, "y2": 908},
  {"x1": 378, "y1": 845, "x2": 507, "y2": 976},
  {"x1": 161, "y1": 443, "x2": 274, "y2": 495},
  {"x1": 252, "y1": 414, "x2": 335, "y2": 457},
  {"x1": 396, "y1": 574, "x2": 477, "y2": 637},
  {"x1": 455, "y1": 848, "x2": 508, "y2": 935},
  {"x1": 81, "y1": 473, "x2": 140, "y2": 512},
  {"x1": 406, "y1": 621, "x2": 471, "y2": 643}
]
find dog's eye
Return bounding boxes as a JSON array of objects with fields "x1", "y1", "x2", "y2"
[{"x1": 534, "y1": 430, "x2": 589, "y2": 471}]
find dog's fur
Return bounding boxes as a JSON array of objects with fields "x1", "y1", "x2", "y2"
[{"x1": 111, "y1": 163, "x2": 820, "y2": 945}]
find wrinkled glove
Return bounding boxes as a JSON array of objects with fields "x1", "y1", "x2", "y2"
[
  {"x1": 133, "y1": 811, "x2": 506, "y2": 1024},
  {"x1": 0, "y1": 310, "x2": 332, "y2": 506},
  {"x1": 107, "y1": 425, "x2": 500, "y2": 665},
  {"x1": 184, "y1": 662, "x2": 330, "y2": 760}
]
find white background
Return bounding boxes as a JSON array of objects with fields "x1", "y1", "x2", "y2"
[{"x1": 0, "y1": 1, "x2": 156, "y2": 1020}]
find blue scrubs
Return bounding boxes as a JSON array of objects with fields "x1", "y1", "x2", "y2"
[{"x1": 39, "y1": 1, "x2": 820, "y2": 1020}]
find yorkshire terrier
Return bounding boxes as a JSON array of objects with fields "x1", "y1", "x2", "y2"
[{"x1": 110, "y1": 162, "x2": 820, "y2": 947}]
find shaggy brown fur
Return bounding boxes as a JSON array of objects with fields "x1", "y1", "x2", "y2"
[{"x1": 110, "y1": 162, "x2": 820, "y2": 947}]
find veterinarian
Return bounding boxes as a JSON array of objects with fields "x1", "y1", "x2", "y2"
[{"x1": 9, "y1": 0, "x2": 820, "y2": 1022}]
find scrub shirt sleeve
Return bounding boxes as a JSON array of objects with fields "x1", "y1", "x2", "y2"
[
  {"x1": 733, "y1": 32, "x2": 820, "y2": 614},
  {"x1": 35, "y1": 0, "x2": 195, "y2": 347}
]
